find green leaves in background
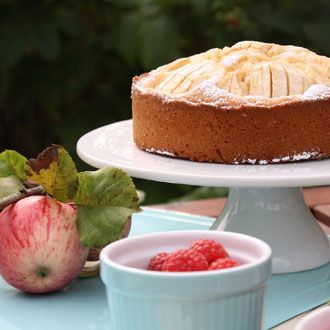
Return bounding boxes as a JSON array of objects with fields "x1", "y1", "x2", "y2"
[
  {"x1": 173, "y1": 187, "x2": 229, "y2": 202},
  {"x1": 1, "y1": 0, "x2": 330, "y2": 204},
  {"x1": 114, "y1": 8, "x2": 180, "y2": 69},
  {"x1": 0, "y1": 150, "x2": 27, "y2": 180},
  {"x1": 139, "y1": 14, "x2": 180, "y2": 69},
  {"x1": 25, "y1": 145, "x2": 78, "y2": 202}
]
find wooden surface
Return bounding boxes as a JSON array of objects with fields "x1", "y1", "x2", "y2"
[{"x1": 151, "y1": 186, "x2": 330, "y2": 234}]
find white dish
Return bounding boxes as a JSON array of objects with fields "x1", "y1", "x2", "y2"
[
  {"x1": 295, "y1": 306, "x2": 330, "y2": 330},
  {"x1": 76, "y1": 120, "x2": 330, "y2": 188},
  {"x1": 100, "y1": 230, "x2": 272, "y2": 330}
]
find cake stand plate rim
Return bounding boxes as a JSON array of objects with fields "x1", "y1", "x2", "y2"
[{"x1": 76, "y1": 120, "x2": 330, "y2": 188}]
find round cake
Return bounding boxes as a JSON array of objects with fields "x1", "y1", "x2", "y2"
[{"x1": 131, "y1": 41, "x2": 330, "y2": 164}]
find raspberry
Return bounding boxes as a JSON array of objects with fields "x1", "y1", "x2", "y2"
[
  {"x1": 162, "y1": 249, "x2": 208, "y2": 272},
  {"x1": 208, "y1": 258, "x2": 240, "y2": 270},
  {"x1": 147, "y1": 252, "x2": 170, "y2": 271},
  {"x1": 190, "y1": 239, "x2": 228, "y2": 263}
]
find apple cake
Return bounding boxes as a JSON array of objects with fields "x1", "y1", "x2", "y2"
[{"x1": 131, "y1": 41, "x2": 330, "y2": 164}]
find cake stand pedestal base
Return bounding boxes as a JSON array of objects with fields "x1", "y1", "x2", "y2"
[{"x1": 211, "y1": 187, "x2": 330, "y2": 274}]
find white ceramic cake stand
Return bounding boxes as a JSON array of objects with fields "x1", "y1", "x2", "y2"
[{"x1": 77, "y1": 120, "x2": 330, "y2": 274}]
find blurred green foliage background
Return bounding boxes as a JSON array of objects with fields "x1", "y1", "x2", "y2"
[{"x1": 1, "y1": 0, "x2": 329, "y2": 204}]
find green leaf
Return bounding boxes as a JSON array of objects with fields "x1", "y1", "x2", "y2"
[
  {"x1": 0, "y1": 176, "x2": 24, "y2": 199},
  {"x1": 25, "y1": 145, "x2": 78, "y2": 202},
  {"x1": 172, "y1": 187, "x2": 229, "y2": 202},
  {"x1": 77, "y1": 206, "x2": 135, "y2": 248},
  {"x1": 0, "y1": 16, "x2": 29, "y2": 69},
  {"x1": 0, "y1": 150, "x2": 27, "y2": 180},
  {"x1": 303, "y1": 21, "x2": 330, "y2": 54},
  {"x1": 114, "y1": 0, "x2": 141, "y2": 6},
  {"x1": 32, "y1": 21, "x2": 60, "y2": 62},
  {"x1": 139, "y1": 14, "x2": 180, "y2": 69},
  {"x1": 74, "y1": 167, "x2": 139, "y2": 210},
  {"x1": 191, "y1": 0, "x2": 210, "y2": 16},
  {"x1": 113, "y1": 13, "x2": 140, "y2": 66},
  {"x1": 55, "y1": 10, "x2": 84, "y2": 38}
]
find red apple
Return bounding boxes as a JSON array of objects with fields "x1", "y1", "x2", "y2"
[{"x1": 0, "y1": 195, "x2": 89, "y2": 294}]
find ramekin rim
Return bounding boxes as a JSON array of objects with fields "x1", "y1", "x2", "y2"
[{"x1": 100, "y1": 230, "x2": 272, "y2": 278}]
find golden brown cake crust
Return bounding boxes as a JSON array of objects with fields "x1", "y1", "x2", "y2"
[
  {"x1": 131, "y1": 41, "x2": 330, "y2": 164},
  {"x1": 132, "y1": 85, "x2": 330, "y2": 164}
]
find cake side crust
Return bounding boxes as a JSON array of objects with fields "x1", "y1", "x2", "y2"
[{"x1": 132, "y1": 86, "x2": 330, "y2": 165}]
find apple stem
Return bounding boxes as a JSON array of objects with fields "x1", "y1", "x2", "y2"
[
  {"x1": 0, "y1": 185, "x2": 46, "y2": 210},
  {"x1": 79, "y1": 261, "x2": 100, "y2": 278}
]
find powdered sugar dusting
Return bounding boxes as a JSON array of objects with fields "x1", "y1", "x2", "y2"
[
  {"x1": 190, "y1": 78, "x2": 235, "y2": 100},
  {"x1": 234, "y1": 150, "x2": 320, "y2": 165},
  {"x1": 145, "y1": 147, "x2": 320, "y2": 165},
  {"x1": 292, "y1": 150, "x2": 319, "y2": 161},
  {"x1": 134, "y1": 73, "x2": 330, "y2": 108},
  {"x1": 221, "y1": 52, "x2": 244, "y2": 67},
  {"x1": 145, "y1": 147, "x2": 175, "y2": 157},
  {"x1": 302, "y1": 84, "x2": 330, "y2": 100}
]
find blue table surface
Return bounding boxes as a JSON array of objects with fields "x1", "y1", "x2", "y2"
[{"x1": 0, "y1": 208, "x2": 329, "y2": 330}]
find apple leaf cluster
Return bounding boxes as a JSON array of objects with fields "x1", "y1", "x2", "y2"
[
  {"x1": 25, "y1": 144, "x2": 78, "y2": 202},
  {"x1": 0, "y1": 145, "x2": 140, "y2": 248},
  {"x1": 0, "y1": 176, "x2": 24, "y2": 199},
  {"x1": 0, "y1": 150, "x2": 27, "y2": 180}
]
